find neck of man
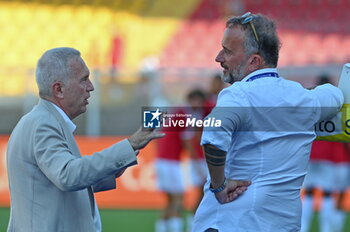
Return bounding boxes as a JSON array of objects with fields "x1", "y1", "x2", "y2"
[{"x1": 41, "y1": 96, "x2": 71, "y2": 119}]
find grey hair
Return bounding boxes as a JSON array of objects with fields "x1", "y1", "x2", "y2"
[
  {"x1": 36, "y1": 47, "x2": 81, "y2": 97},
  {"x1": 226, "y1": 13, "x2": 281, "y2": 67}
]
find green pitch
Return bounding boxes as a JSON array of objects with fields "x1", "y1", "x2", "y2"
[
  {"x1": 0, "y1": 207, "x2": 349, "y2": 232},
  {"x1": 0, "y1": 208, "x2": 161, "y2": 232}
]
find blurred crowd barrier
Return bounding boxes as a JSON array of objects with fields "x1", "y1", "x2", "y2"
[
  {"x1": 0, "y1": 68, "x2": 220, "y2": 135},
  {"x1": 0, "y1": 65, "x2": 344, "y2": 137}
]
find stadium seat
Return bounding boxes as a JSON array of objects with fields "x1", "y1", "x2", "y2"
[
  {"x1": 321, "y1": 34, "x2": 341, "y2": 63},
  {"x1": 245, "y1": 0, "x2": 350, "y2": 33},
  {"x1": 340, "y1": 35, "x2": 350, "y2": 61}
]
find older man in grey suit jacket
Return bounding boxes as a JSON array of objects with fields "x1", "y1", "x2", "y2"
[{"x1": 6, "y1": 47, "x2": 164, "y2": 232}]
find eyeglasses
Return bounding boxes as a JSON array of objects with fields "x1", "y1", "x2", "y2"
[{"x1": 239, "y1": 12, "x2": 260, "y2": 43}]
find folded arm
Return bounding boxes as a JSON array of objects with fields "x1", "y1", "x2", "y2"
[{"x1": 203, "y1": 144, "x2": 250, "y2": 204}]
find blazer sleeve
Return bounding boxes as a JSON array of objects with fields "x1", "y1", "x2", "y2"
[
  {"x1": 92, "y1": 158, "x2": 137, "y2": 192},
  {"x1": 92, "y1": 175, "x2": 116, "y2": 192},
  {"x1": 34, "y1": 120, "x2": 137, "y2": 192}
]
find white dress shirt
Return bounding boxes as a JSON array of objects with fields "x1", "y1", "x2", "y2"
[{"x1": 193, "y1": 68, "x2": 343, "y2": 232}]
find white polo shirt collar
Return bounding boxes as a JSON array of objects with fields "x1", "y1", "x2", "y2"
[{"x1": 241, "y1": 68, "x2": 279, "y2": 82}]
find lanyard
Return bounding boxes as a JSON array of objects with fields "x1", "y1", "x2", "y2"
[{"x1": 246, "y1": 72, "x2": 279, "y2": 82}]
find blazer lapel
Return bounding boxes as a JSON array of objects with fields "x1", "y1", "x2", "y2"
[{"x1": 39, "y1": 100, "x2": 81, "y2": 157}]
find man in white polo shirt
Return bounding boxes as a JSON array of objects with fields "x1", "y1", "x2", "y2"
[{"x1": 192, "y1": 13, "x2": 343, "y2": 232}]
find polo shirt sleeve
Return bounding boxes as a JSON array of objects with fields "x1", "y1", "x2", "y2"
[
  {"x1": 200, "y1": 87, "x2": 247, "y2": 152},
  {"x1": 312, "y1": 84, "x2": 344, "y2": 121}
]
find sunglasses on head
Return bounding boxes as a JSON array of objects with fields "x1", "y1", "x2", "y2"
[{"x1": 239, "y1": 12, "x2": 260, "y2": 44}]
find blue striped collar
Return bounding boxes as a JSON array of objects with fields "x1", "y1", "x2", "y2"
[{"x1": 241, "y1": 68, "x2": 279, "y2": 82}]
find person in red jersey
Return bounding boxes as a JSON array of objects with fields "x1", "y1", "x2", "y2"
[
  {"x1": 301, "y1": 141, "x2": 350, "y2": 232},
  {"x1": 155, "y1": 89, "x2": 209, "y2": 232},
  {"x1": 204, "y1": 73, "x2": 227, "y2": 110}
]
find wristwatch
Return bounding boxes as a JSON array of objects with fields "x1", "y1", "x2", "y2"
[{"x1": 209, "y1": 178, "x2": 227, "y2": 193}]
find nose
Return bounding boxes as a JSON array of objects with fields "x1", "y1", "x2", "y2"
[
  {"x1": 215, "y1": 49, "x2": 224, "y2": 63},
  {"x1": 87, "y1": 79, "x2": 94, "y2": 92}
]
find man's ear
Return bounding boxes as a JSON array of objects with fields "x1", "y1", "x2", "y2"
[
  {"x1": 52, "y1": 81, "x2": 64, "y2": 99},
  {"x1": 248, "y1": 54, "x2": 264, "y2": 72}
]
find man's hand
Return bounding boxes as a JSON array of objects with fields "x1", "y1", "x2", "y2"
[
  {"x1": 214, "y1": 179, "x2": 251, "y2": 204},
  {"x1": 128, "y1": 127, "x2": 165, "y2": 150}
]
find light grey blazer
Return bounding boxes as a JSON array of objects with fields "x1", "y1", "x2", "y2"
[{"x1": 6, "y1": 99, "x2": 137, "y2": 232}]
